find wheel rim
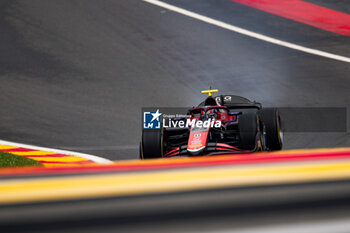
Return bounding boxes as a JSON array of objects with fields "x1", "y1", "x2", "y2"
[
  {"x1": 277, "y1": 114, "x2": 283, "y2": 146},
  {"x1": 261, "y1": 125, "x2": 267, "y2": 151}
]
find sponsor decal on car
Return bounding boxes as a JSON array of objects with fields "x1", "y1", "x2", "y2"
[
  {"x1": 191, "y1": 139, "x2": 202, "y2": 145},
  {"x1": 190, "y1": 144, "x2": 203, "y2": 148}
]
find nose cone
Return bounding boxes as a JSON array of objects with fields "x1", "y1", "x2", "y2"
[{"x1": 187, "y1": 146, "x2": 205, "y2": 156}]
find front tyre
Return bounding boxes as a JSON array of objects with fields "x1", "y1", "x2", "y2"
[
  {"x1": 140, "y1": 129, "x2": 164, "y2": 159},
  {"x1": 238, "y1": 112, "x2": 259, "y2": 150},
  {"x1": 259, "y1": 108, "x2": 283, "y2": 151}
]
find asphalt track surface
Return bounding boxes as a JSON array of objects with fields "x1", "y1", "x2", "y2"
[
  {"x1": 1, "y1": 0, "x2": 350, "y2": 232},
  {"x1": 1, "y1": 0, "x2": 350, "y2": 160}
]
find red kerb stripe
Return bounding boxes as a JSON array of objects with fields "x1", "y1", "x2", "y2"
[
  {"x1": 21, "y1": 154, "x2": 69, "y2": 158},
  {"x1": 38, "y1": 160, "x2": 93, "y2": 164},
  {"x1": 1, "y1": 148, "x2": 34, "y2": 152},
  {"x1": 232, "y1": 0, "x2": 350, "y2": 36}
]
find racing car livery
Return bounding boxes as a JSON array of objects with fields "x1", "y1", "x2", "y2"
[{"x1": 140, "y1": 89, "x2": 283, "y2": 159}]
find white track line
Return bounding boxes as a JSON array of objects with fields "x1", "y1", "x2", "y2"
[
  {"x1": 0, "y1": 139, "x2": 113, "y2": 164},
  {"x1": 143, "y1": 0, "x2": 350, "y2": 64}
]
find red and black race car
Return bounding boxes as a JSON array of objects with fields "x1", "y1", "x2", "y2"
[{"x1": 140, "y1": 89, "x2": 283, "y2": 159}]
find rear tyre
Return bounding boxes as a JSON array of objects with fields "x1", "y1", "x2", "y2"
[
  {"x1": 239, "y1": 112, "x2": 259, "y2": 150},
  {"x1": 140, "y1": 129, "x2": 163, "y2": 159},
  {"x1": 259, "y1": 108, "x2": 283, "y2": 151}
]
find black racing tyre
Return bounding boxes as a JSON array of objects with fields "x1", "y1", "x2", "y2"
[
  {"x1": 140, "y1": 129, "x2": 163, "y2": 159},
  {"x1": 259, "y1": 108, "x2": 283, "y2": 151},
  {"x1": 239, "y1": 112, "x2": 259, "y2": 150}
]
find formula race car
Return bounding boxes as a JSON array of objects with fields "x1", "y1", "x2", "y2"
[{"x1": 140, "y1": 89, "x2": 283, "y2": 159}]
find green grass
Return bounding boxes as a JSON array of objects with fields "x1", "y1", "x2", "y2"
[{"x1": 0, "y1": 151, "x2": 42, "y2": 168}]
